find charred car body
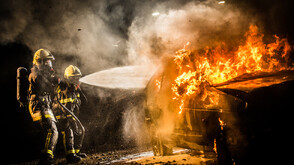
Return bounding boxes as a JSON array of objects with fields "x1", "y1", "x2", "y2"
[
  {"x1": 144, "y1": 57, "x2": 294, "y2": 164},
  {"x1": 144, "y1": 26, "x2": 294, "y2": 164}
]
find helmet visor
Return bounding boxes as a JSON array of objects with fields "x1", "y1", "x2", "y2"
[
  {"x1": 44, "y1": 59, "x2": 52, "y2": 68},
  {"x1": 68, "y1": 76, "x2": 81, "y2": 85}
]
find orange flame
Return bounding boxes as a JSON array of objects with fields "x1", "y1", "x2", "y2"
[
  {"x1": 219, "y1": 117, "x2": 225, "y2": 131},
  {"x1": 155, "y1": 79, "x2": 161, "y2": 91},
  {"x1": 213, "y1": 138, "x2": 217, "y2": 154},
  {"x1": 172, "y1": 25, "x2": 293, "y2": 114}
]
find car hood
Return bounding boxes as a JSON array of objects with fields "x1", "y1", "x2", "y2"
[{"x1": 214, "y1": 70, "x2": 294, "y2": 92}]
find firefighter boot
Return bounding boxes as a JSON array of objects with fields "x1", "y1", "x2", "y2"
[
  {"x1": 76, "y1": 150, "x2": 87, "y2": 158},
  {"x1": 66, "y1": 153, "x2": 82, "y2": 163}
]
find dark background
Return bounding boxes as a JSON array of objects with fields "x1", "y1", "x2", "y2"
[{"x1": 1, "y1": 0, "x2": 294, "y2": 164}]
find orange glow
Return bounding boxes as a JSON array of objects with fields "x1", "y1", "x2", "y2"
[
  {"x1": 155, "y1": 79, "x2": 161, "y2": 91},
  {"x1": 219, "y1": 118, "x2": 225, "y2": 130},
  {"x1": 172, "y1": 25, "x2": 293, "y2": 114},
  {"x1": 213, "y1": 138, "x2": 217, "y2": 154}
]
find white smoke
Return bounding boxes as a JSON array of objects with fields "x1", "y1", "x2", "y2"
[
  {"x1": 127, "y1": 1, "x2": 253, "y2": 65},
  {"x1": 122, "y1": 104, "x2": 149, "y2": 147},
  {"x1": 0, "y1": 0, "x2": 129, "y2": 73},
  {"x1": 25, "y1": 6, "x2": 124, "y2": 72}
]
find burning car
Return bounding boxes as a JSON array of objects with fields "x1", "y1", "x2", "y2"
[{"x1": 144, "y1": 25, "x2": 294, "y2": 164}]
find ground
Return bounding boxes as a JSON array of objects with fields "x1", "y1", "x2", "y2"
[{"x1": 17, "y1": 147, "x2": 216, "y2": 164}]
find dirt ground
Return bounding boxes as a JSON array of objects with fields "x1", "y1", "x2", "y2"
[
  {"x1": 124, "y1": 150, "x2": 216, "y2": 164},
  {"x1": 16, "y1": 147, "x2": 216, "y2": 165},
  {"x1": 84, "y1": 147, "x2": 216, "y2": 164}
]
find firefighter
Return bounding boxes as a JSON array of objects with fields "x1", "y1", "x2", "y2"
[
  {"x1": 28, "y1": 48, "x2": 59, "y2": 165},
  {"x1": 54, "y1": 65, "x2": 87, "y2": 160}
]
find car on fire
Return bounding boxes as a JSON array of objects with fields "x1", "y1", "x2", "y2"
[
  {"x1": 144, "y1": 56, "x2": 294, "y2": 164},
  {"x1": 143, "y1": 25, "x2": 294, "y2": 164}
]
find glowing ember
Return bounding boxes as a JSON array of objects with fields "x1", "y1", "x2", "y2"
[
  {"x1": 172, "y1": 25, "x2": 293, "y2": 114},
  {"x1": 213, "y1": 138, "x2": 217, "y2": 154},
  {"x1": 155, "y1": 79, "x2": 161, "y2": 91},
  {"x1": 219, "y1": 118, "x2": 226, "y2": 131}
]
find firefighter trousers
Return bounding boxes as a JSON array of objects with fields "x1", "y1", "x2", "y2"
[
  {"x1": 57, "y1": 119, "x2": 75, "y2": 155},
  {"x1": 40, "y1": 109, "x2": 58, "y2": 159},
  {"x1": 69, "y1": 119, "x2": 84, "y2": 153},
  {"x1": 74, "y1": 128, "x2": 84, "y2": 153}
]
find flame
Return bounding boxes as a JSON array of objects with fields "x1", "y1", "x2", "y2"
[
  {"x1": 219, "y1": 117, "x2": 226, "y2": 130},
  {"x1": 155, "y1": 79, "x2": 161, "y2": 91},
  {"x1": 213, "y1": 138, "x2": 217, "y2": 154},
  {"x1": 172, "y1": 25, "x2": 293, "y2": 114}
]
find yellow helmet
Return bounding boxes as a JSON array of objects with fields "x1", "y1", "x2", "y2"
[
  {"x1": 64, "y1": 65, "x2": 82, "y2": 79},
  {"x1": 33, "y1": 48, "x2": 55, "y2": 65}
]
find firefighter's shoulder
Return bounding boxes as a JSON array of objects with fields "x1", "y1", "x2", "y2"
[
  {"x1": 28, "y1": 67, "x2": 38, "y2": 82},
  {"x1": 58, "y1": 80, "x2": 69, "y2": 91}
]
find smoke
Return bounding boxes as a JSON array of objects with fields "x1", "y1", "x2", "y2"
[
  {"x1": 0, "y1": 0, "x2": 253, "y2": 72},
  {"x1": 1, "y1": 0, "x2": 291, "y2": 71},
  {"x1": 1, "y1": 0, "x2": 293, "y2": 150},
  {"x1": 123, "y1": 0, "x2": 255, "y2": 146},
  {"x1": 0, "y1": 1, "x2": 31, "y2": 42},
  {"x1": 126, "y1": 0, "x2": 255, "y2": 65},
  {"x1": 0, "y1": 0, "x2": 131, "y2": 73},
  {"x1": 122, "y1": 100, "x2": 149, "y2": 147}
]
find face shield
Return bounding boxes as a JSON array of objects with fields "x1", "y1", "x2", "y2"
[
  {"x1": 44, "y1": 59, "x2": 53, "y2": 68},
  {"x1": 37, "y1": 59, "x2": 53, "y2": 71},
  {"x1": 68, "y1": 76, "x2": 81, "y2": 85}
]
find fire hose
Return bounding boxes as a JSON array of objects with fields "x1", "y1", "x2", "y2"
[{"x1": 56, "y1": 98, "x2": 85, "y2": 136}]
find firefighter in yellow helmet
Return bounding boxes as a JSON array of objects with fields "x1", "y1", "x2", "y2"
[
  {"x1": 54, "y1": 65, "x2": 87, "y2": 161},
  {"x1": 28, "y1": 48, "x2": 59, "y2": 165}
]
